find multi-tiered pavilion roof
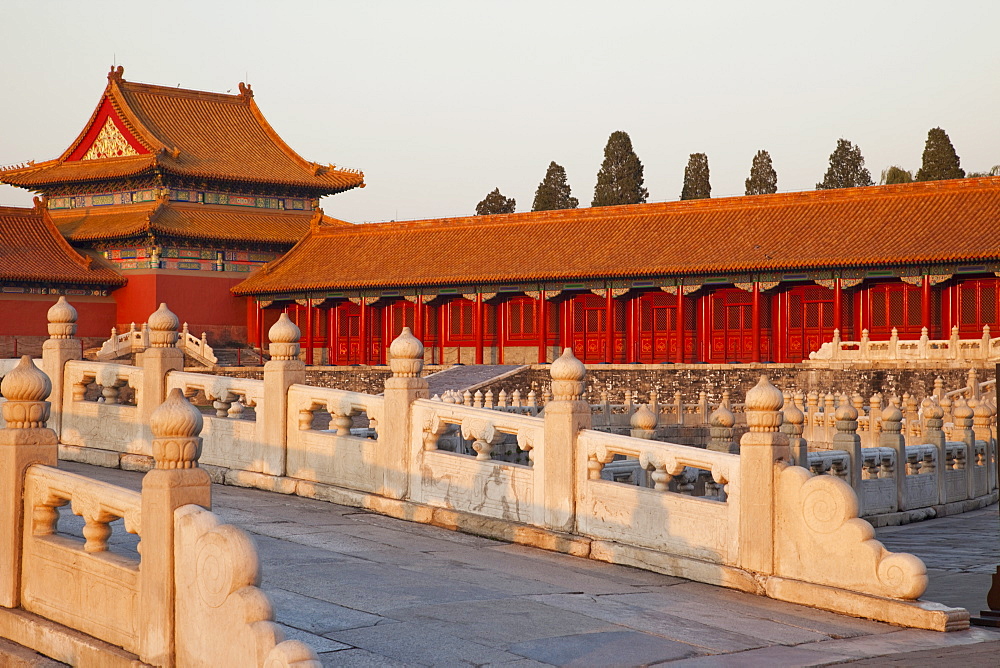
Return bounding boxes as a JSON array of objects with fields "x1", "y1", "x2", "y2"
[{"x1": 1, "y1": 66, "x2": 363, "y2": 248}]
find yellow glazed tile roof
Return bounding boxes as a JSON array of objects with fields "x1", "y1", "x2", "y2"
[
  {"x1": 234, "y1": 176, "x2": 1000, "y2": 295},
  {"x1": 0, "y1": 68, "x2": 365, "y2": 194}
]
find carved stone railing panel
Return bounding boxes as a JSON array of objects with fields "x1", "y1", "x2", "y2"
[{"x1": 21, "y1": 465, "x2": 142, "y2": 653}]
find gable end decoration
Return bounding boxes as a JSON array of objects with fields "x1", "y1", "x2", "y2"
[{"x1": 82, "y1": 117, "x2": 140, "y2": 161}]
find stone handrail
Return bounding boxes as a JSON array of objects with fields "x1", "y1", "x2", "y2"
[
  {"x1": 409, "y1": 398, "x2": 544, "y2": 525},
  {"x1": 97, "y1": 321, "x2": 217, "y2": 367},
  {"x1": 97, "y1": 323, "x2": 146, "y2": 359},
  {"x1": 64, "y1": 360, "x2": 142, "y2": 403},
  {"x1": 0, "y1": 355, "x2": 320, "y2": 666},
  {"x1": 23, "y1": 305, "x2": 997, "y2": 633},
  {"x1": 21, "y1": 465, "x2": 143, "y2": 652},
  {"x1": 167, "y1": 370, "x2": 263, "y2": 415},
  {"x1": 580, "y1": 428, "x2": 736, "y2": 487},
  {"x1": 449, "y1": 386, "x2": 744, "y2": 428},
  {"x1": 290, "y1": 384, "x2": 384, "y2": 432},
  {"x1": 413, "y1": 397, "x2": 543, "y2": 461},
  {"x1": 577, "y1": 429, "x2": 740, "y2": 568},
  {"x1": 809, "y1": 325, "x2": 999, "y2": 362}
]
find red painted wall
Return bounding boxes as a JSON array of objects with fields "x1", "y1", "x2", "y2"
[
  {"x1": 114, "y1": 271, "x2": 248, "y2": 344},
  {"x1": 0, "y1": 294, "x2": 116, "y2": 337}
]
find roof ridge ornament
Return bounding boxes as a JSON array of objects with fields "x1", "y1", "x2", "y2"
[
  {"x1": 108, "y1": 65, "x2": 124, "y2": 84},
  {"x1": 238, "y1": 81, "x2": 253, "y2": 99}
]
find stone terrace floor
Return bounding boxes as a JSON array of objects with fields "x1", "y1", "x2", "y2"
[{"x1": 61, "y1": 462, "x2": 1000, "y2": 667}]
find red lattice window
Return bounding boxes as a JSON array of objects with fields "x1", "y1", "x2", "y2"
[
  {"x1": 447, "y1": 299, "x2": 475, "y2": 341},
  {"x1": 338, "y1": 304, "x2": 360, "y2": 337},
  {"x1": 387, "y1": 300, "x2": 415, "y2": 339},
  {"x1": 867, "y1": 282, "x2": 922, "y2": 337},
  {"x1": 956, "y1": 278, "x2": 1000, "y2": 333},
  {"x1": 506, "y1": 298, "x2": 536, "y2": 340}
]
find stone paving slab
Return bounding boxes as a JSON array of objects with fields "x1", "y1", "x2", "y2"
[
  {"x1": 56, "y1": 462, "x2": 1000, "y2": 666},
  {"x1": 511, "y1": 630, "x2": 699, "y2": 666}
]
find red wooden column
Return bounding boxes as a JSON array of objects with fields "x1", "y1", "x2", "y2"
[
  {"x1": 250, "y1": 300, "x2": 260, "y2": 349},
  {"x1": 439, "y1": 303, "x2": 447, "y2": 364},
  {"x1": 537, "y1": 290, "x2": 547, "y2": 363},
  {"x1": 305, "y1": 300, "x2": 314, "y2": 365},
  {"x1": 415, "y1": 299, "x2": 424, "y2": 343},
  {"x1": 475, "y1": 293, "x2": 484, "y2": 365},
  {"x1": 942, "y1": 283, "x2": 952, "y2": 335},
  {"x1": 248, "y1": 300, "x2": 258, "y2": 348},
  {"x1": 751, "y1": 282, "x2": 762, "y2": 363},
  {"x1": 257, "y1": 302, "x2": 265, "y2": 355},
  {"x1": 600, "y1": 288, "x2": 611, "y2": 363},
  {"x1": 497, "y1": 301, "x2": 505, "y2": 364},
  {"x1": 831, "y1": 277, "x2": 841, "y2": 331},
  {"x1": 675, "y1": 286, "x2": 685, "y2": 363},
  {"x1": 359, "y1": 299, "x2": 368, "y2": 365},
  {"x1": 560, "y1": 299, "x2": 570, "y2": 350},
  {"x1": 921, "y1": 275, "x2": 931, "y2": 333},
  {"x1": 326, "y1": 306, "x2": 335, "y2": 365},
  {"x1": 625, "y1": 295, "x2": 636, "y2": 364}
]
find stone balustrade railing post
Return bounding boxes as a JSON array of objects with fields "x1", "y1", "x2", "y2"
[
  {"x1": 139, "y1": 304, "x2": 185, "y2": 453},
  {"x1": 738, "y1": 376, "x2": 789, "y2": 575},
  {"x1": 0, "y1": 357, "x2": 57, "y2": 608},
  {"x1": 139, "y1": 387, "x2": 211, "y2": 665},
  {"x1": 382, "y1": 328, "x2": 427, "y2": 499},
  {"x1": 832, "y1": 401, "x2": 863, "y2": 508},
  {"x1": 879, "y1": 402, "x2": 907, "y2": 512},
  {"x1": 922, "y1": 398, "x2": 947, "y2": 505},
  {"x1": 952, "y1": 397, "x2": 976, "y2": 500},
  {"x1": 709, "y1": 401, "x2": 738, "y2": 454},
  {"x1": 41, "y1": 297, "x2": 82, "y2": 438},
  {"x1": 262, "y1": 313, "x2": 306, "y2": 477},
  {"x1": 972, "y1": 400, "x2": 998, "y2": 492},
  {"x1": 968, "y1": 367, "x2": 981, "y2": 400},
  {"x1": 629, "y1": 403, "x2": 657, "y2": 440},
  {"x1": 544, "y1": 349, "x2": 590, "y2": 532},
  {"x1": 780, "y1": 393, "x2": 807, "y2": 465}
]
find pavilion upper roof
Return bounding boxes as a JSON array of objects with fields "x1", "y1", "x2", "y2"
[
  {"x1": 50, "y1": 200, "x2": 350, "y2": 246},
  {"x1": 0, "y1": 204, "x2": 124, "y2": 287},
  {"x1": 233, "y1": 176, "x2": 1000, "y2": 296},
  {"x1": 0, "y1": 66, "x2": 365, "y2": 195}
]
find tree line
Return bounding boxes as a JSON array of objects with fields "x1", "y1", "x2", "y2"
[{"x1": 475, "y1": 127, "x2": 997, "y2": 215}]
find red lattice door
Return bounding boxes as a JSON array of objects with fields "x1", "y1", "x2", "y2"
[{"x1": 785, "y1": 285, "x2": 834, "y2": 361}]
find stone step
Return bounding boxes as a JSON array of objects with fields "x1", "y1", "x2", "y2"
[{"x1": 424, "y1": 364, "x2": 528, "y2": 398}]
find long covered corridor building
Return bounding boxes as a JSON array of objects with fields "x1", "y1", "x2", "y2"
[{"x1": 234, "y1": 177, "x2": 1000, "y2": 365}]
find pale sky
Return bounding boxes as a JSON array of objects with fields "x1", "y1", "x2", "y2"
[{"x1": 2, "y1": 1, "x2": 998, "y2": 224}]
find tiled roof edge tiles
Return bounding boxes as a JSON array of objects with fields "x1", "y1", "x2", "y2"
[
  {"x1": 0, "y1": 67, "x2": 365, "y2": 194},
  {"x1": 0, "y1": 204, "x2": 125, "y2": 286}
]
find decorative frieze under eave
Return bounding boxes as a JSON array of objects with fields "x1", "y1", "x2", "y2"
[{"x1": 0, "y1": 284, "x2": 114, "y2": 297}]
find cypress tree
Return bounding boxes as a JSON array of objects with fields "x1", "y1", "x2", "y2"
[
  {"x1": 531, "y1": 161, "x2": 579, "y2": 211},
  {"x1": 880, "y1": 166, "x2": 913, "y2": 185},
  {"x1": 816, "y1": 139, "x2": 874, "y2": 189},
  {"x1": 592, "y1": 131, "x2": 648, "y2": 207},
  {"x1": 475, "y1": 188, "x2": 516, "y2": 215},
  {"x1": 744, "y1": 150, "x2": 777, "y2": 195},
  {"x1": 967, "y1": 165, "x2": 1000, "y2": 178},
  {"x1": 680, "y1": 153, "x2": 711, "y2": 200},
  {"x1": 915, "y1": 127, "x2": 965, "y2": 181}
]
